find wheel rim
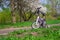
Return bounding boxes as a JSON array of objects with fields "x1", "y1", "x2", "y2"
[{"x1": 32, "y1": 22, "x2": 40, "y2": 29}]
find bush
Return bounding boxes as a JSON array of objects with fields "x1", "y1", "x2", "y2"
[
  {"x1": 0, "y1": 8, "x2": 11, "y2": 24},
  {"x1": 57, "y1": 16, "x2": 60, "y2": 20}
]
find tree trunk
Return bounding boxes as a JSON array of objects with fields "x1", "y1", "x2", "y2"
[
  {"x1": 50, "y1": 0, "x2": 57, "y2": 17},
  {"x1": 10, "y1": 0, "x2": 16, "y2": 23}
]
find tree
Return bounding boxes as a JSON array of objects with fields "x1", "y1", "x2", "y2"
[
  {"x1": 17, "y1": 0, "x2": 38, "y2": 21},
  {"x1": 50, "y1": 0, "x2": 57, "y2": 17},
  {"x1": 0, "y1": 0, "x2": 10, "y2": 9},
  {"x1": 10, "y1": 0, "x2": 16, "y2": 23},
  {"x1": 16, "y1": 0, "x2": 26, "y2": 22},
  {"x1": 46, "y1": 0, "x2": 59, "y2": 17},
  {"x1": 10, "y1": 0, "x2": 41, "y2": 22},
  {"x1": 0, "y1": 0, "x2": 3, "y2": 8}
]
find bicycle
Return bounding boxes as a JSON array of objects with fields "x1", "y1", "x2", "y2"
[{"x1": 31, "y1": 7, "x2": 48, "y2": 29}]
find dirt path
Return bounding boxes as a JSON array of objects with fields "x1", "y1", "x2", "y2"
[
  {"x1": 0, "y1": 27, "x2": 31, "y2": 35},
  {"x1": 47, "y1": 23, "x2": 60, "y2": 27},
  {"x1": 0, "y1": 23, "x2": 60, "y2": 35}
]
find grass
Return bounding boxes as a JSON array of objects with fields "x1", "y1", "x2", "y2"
[
  {"x1": 0, "y1": 26, "x2": 60, "y2": 40},
  {"x1": 0, "y1": 21, "x2": 32, "y2": 29},
  {"x1": 46, "y1": 20, "x2": 60, "y2": 24},
  {"x1": 0, "y1": 20, "x2": 60, "y2": 29}
]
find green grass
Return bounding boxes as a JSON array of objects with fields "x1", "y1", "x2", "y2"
[
  {"x1": 0, "y1": 26, "x2": 60, "y2": 40},
  {"x1": 47, "y1": 20, "x2": 60, "y2": 24},
  {"x1": 0, "y1": 21, "x2": 32, "y2": 29},
  {"x1": 0, "y1": 20, "x2": 60, "y2": 29}
]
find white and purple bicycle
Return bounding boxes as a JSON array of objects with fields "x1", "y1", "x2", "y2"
[{"x1": 31, "y1": 7, "x2": 48, "y2": 29}]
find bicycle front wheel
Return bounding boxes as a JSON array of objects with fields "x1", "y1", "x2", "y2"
[{"x1": 31, "y1": 22, "x2": 40, "y2": 29}]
